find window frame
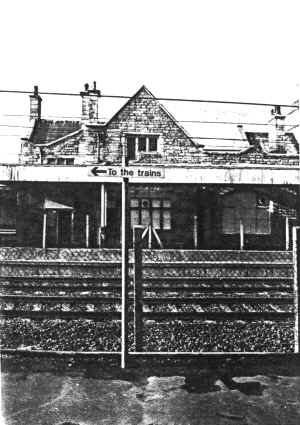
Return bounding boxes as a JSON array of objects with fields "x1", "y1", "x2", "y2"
[
  {"x1": 46, "y1": 157, "x2": 75, "y2": 165},
  {"x1": 222, "y1": 205, "x2": 271, "y2": 235},
  {"x1": 130, "y1": 197, "x2": 171, "y2": 230},
  {"x1": 126, "y1": 134, "x2": 159, "y2": 160}
]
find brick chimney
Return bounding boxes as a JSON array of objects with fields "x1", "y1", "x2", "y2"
[
  {"x1": 30, "y1": 85, "x2": 42, "y2": 120},
  {"x1": 80, "y1": 82, "x2": 101, "y2": 123}
]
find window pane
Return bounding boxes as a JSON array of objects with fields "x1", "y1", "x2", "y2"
[
  {"x1": 141, "y1": 209, "x2": 151, "y2": 226},
  {"x1": 127, "y1": 136, "x2": 136, "y2": 160},
  {"x1": 149, "y1": 136, "x2": 158, "y2": 151},
  {"x1": 141, "y1": 199, "x2": 150, "y2": 208},
  {"x1": 138, "y1": 137, "x2": 146, "y2": 151},
  {"x1": 57, "y1": 158, "x2": 65, "y2": 165},
  {"x1": 241, "y1": 208, "x2": 256, "y2": 234},
  {"x1": 152, "y1": 199, "x2": 161, "y2": 208},
  {"x1": 163, "y1": 210, "x2": 171, "y2": 229},
  {"x1": 152, "y1": 209, "x2": 161, "y2": 229},
  {"x1": 130, "y1": 198, "x2": 139, "y2": 208},
  {"x1": 130, "y1": 210, "x2": 140, "y2": 228},
  {"x1": 66, "y1": 158, "x2": 74, "y2": 165},
  {"x1": 256, "y1": 209, "x2": 270, "y2": 234},
  {"x1": 222, "y1": 207, "x2": 238, "y2": 234},
  {"x1": 163, "y1": 199, "x2": 171, "y2": 208},
  {"x1": 47, "y1": 158, "x2": 55, "y2": 165}
]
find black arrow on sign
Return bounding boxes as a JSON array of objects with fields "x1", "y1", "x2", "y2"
[{"x1": 91, "y1": 167, "x2": 108, "y2": 176}]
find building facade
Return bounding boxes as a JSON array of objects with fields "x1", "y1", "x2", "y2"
[{"x1": 0, "y1": 83, "x2": 299, "y2": 250}]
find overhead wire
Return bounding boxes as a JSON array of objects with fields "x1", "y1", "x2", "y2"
[
  {"x1": 0, "y1": 89, "x2": 297, "y2": 144},
  {"x1": 0, "y1": 88, "x2": 298, "y2": 109}
]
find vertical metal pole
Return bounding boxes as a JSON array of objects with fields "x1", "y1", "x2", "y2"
[
  {"x1": 55, "y1": 212, "x2": 59, "y2": 246},
  {"x1": 148, "y1": 225, "x2": 152, "y2": 249},
  {"x1": 121, "y1": 177, "x2": 130, "y2": 368},
  {"x1": 85, "y1": 214, "x2": 90, "y2": 248},
  {"x1": 293, "y1": 226, "x2": 300, "y2": 353},
  {"x1": 133, "y1": 226, "x2": 143, "y2": 351},
  {"x1": 42, "y1": 212, "x2": 47, "y2": 249},
  {"x1": 99, "y1": 183, "x2": 107, "y2": 247},
  {"x1": 239, "y1": 220, "x2": 244, "y2": 250},
  {"x1": 193, "y1": 215, "x2": 198, "y2": 249},
  {"x1": 70, "y1": 211, "x2": 75, "y2": 246},
  {"x1": 285, "y1": 216, "x2": 290, "y2": 251}
]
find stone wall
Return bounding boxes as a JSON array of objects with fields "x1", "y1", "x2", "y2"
[{"x1": 105, "y1": 86, "x2": 200, "y2": 163}]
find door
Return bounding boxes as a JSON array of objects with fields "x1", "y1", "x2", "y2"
[{"x1": 57, "y1": 210, "x2": 71, "y2": 247}]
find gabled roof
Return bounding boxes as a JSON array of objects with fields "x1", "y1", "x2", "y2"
[
  {"x1": 106, "y1": 85, "x2": 197, "y2": 145},
  {"x1": 29, "y1": 119, "x2": 81, "y2": 145}
]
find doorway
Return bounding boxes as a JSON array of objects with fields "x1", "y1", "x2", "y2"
[{"x1": 47, "y1": 210, "x2": 72, "y2": 247}]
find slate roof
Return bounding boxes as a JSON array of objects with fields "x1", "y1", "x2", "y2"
[
  {"x1": 29, "y1": 119, "x2": 81, "y2": 145},
  {"x1": 25, "y1": 86, "x2": 299, "y2": 157}
]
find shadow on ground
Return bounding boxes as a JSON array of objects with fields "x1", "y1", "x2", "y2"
[{"x1": 1, "y1": 355, "x2": 300, "y2": 425}]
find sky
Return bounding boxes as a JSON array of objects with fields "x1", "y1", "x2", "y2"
[{"x1": 0, "y1": 0, "x2": 299, "y2": 162}]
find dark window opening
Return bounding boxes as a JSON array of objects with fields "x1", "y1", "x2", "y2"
[
  {"x1": 127, "y1": 136, "x2": 136, "y2": 160},
  {"x1": 149, "y1": 136, "x2": 158, "y2": 151},
  {"x1": 138, "y1": 137, "x2": 147, "y2": 151},
  {"x1": 46, "y1": 158, "x2": 74, "y2": 165}
]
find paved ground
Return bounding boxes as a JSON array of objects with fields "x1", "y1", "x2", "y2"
[{"x1": 1, "y1": 366, "x2": 300, "y2": 425}]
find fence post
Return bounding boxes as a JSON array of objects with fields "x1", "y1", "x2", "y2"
[
  {"x1": 70, "y1": 211, "x2": 75, "y2": 246},
  {"x1": 292, "y1": 226, "x2": 300, "y2": 353},
  {"x1": 133, "y1": 226, "x2": 143, "y2": 352},
  {"x1": 42, "y1": 212, "x2": 47, "y2": 249},
  {"x1": 85, "y1": 214, "x2": 90, "y2": 248},
  {"x1": 285, "y1": 216, "x2": 290, "y2": 251}
]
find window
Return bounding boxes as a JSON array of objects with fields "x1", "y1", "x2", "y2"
[
  {"x1": 0, "y1": 190, "x2": 16, "y2": 230},
  {"x1": 130, "y1": 198, "x2": 171, "y2": 229},
  {"x1": 46, "y1": 158, "x2": 74, "y2": 165},
  {"x1": 126, "y1": 135, "x2": 159, "y2": 160},
  {"x1": 222, "y1": 193, "x2": 271, "y2": 235}
]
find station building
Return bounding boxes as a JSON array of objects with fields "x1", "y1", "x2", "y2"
[{"x1": 0, "y1": 83, "x2": 299, "y2": 250}]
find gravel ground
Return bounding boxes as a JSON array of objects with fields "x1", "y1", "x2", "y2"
[{"x1": 0, "y1": 318, "x2": 294, "y2": 352}]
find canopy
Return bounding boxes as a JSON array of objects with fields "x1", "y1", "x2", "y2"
[{"x1": 43, "y1": 198, "x2": 73, "y2": 210}]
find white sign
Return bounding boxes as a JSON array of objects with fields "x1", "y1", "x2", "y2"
[{"x1": 90, "y1": 166, "x2": 165, "y2": 178}]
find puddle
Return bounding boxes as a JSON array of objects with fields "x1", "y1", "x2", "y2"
[
  {"x1": 182, "y1": 374, "x2": 221, "y2": 393},
  {"x1": 223, "y1": 376, "x2": 267, "y2": 395}
]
